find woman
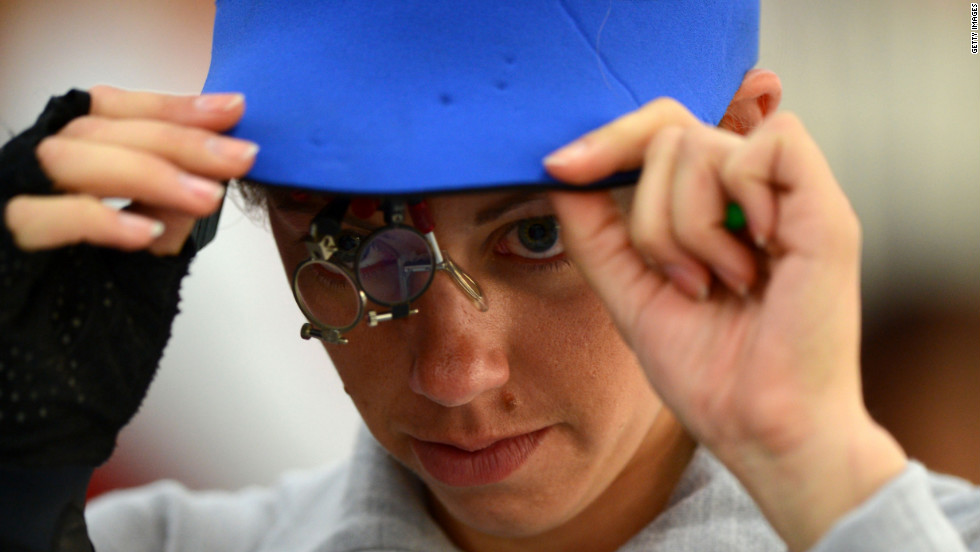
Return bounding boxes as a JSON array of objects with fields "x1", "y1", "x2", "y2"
[{"x1": 1, "y1": 2, "x2": 977, "y2": 551}]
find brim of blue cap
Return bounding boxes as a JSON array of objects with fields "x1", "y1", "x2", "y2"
[{"x1": 202, "y1": 1, "x2": 758, "y2": 195}]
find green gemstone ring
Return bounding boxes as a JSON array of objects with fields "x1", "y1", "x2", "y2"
[{"x1": 724, "y1": 202, "x2": 747, "y2": 232}]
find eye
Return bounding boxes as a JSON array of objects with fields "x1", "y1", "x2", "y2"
[{"x1": 498, "y1": 216, "x2": 563, "y2": 260}]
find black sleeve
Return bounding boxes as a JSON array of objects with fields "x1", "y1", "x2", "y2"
[
  {"x1": 0, "y1": 466, "x2": 94, "y2": 552},
  {"x1": 0, "y1": 90, "x2": 197, "y2": 551},
  {"x1": 0, "y1": 90, "x2": 89, "y2": 198}
]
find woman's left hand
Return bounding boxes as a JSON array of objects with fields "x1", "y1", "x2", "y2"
[{"x1": 545, "y1": 98, "x2": 907, "y2": 552}]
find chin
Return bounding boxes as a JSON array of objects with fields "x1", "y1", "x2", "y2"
[{"x1": 430, "y1": 484, "x2": 586, "y2": 540}]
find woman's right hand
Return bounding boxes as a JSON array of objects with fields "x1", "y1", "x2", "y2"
[
  {"x1": 0, "y1": 86, "x2": 258, "y2": 469},
  {"x1": 3, "y1": 85, "x2": 257, "y2": 255}
]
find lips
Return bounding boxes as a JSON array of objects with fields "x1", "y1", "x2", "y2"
[{"x1": 411, "y1": 427, "x2": 550, "y2": 487}]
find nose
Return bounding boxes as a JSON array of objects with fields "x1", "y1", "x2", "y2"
[{"x1": 407, "y1": 272, "x2": 509, "y2": 407}]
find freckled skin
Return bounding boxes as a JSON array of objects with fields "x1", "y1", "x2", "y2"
[{"x1": 268, "y1": 191, "x2": 695, "y2": 552}]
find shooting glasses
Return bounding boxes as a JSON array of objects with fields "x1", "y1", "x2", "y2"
[{"x1": 292, "y1": 198, "x2": 486, "y2": 344}]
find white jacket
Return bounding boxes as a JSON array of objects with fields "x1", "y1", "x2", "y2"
[{"x1": 87, "y1": 426, "x2": 980, "y2": 551}]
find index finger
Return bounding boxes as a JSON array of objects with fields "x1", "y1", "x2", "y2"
[
  {"x1": 548, "y1": 189, "x2": 668, "y2": 340},
  {"x1": 89, "y1": 85, "x2": 245, "y2": 132},
  {"x1": 543, "y1": 97, "x2": 701, "y2": 185}
]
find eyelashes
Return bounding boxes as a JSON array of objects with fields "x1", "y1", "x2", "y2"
[
  {"x1": 292, "y1": 212, "x2": 569, "y2": 276},
  {"x1": 514, "y1": 217, "x2": 562, "y2": 258},
  {"x1": 494, "y1": 216, "x2": 567, "y2": 266}
]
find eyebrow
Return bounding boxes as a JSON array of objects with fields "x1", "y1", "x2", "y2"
[
  {"x1": 473, "y1": 192, "x2": 549, "y2": 226},
  {"x1": 270, "y1": 191, "x2": 381, "y2": 233},
  {"x1": 278, "y1": 191, "x2": 545, "y2": 231}
]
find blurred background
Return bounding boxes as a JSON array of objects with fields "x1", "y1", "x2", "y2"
[{"x1": 0, "y1": 0, "x2": 976, "y2": 497}]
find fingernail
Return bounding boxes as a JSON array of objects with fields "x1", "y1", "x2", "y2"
[
  {"x1": 715, "y1": 266, "x2": 749, "y2": 298},
  {"x1": 543, "y1": 139, "x2": 591, "y2": 167},
  {"x1": 206, "y1": 137, "x2": 259, "y2": 161},
  {"x1": 180, "y1": 174, "x2": 225, "y2": 201},
  {"x1": 663, "y1": 265, "x2": 708, "y2": 301},
  {"x1": 118, "y1": 212, "x2": 165, "y2": 238},
  {"x1": 754, "y1": 233, "x2": 768, "y2": 249},
  {"x1": 194, "y1": 93, "x2": 244, "y2": 112}
]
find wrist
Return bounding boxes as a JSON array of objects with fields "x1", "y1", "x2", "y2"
[{"x1": 723, "y1": 405, "x2": 907, "y2": 552}]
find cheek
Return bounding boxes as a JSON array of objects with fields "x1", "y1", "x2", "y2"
[
  {"x1": 506, "y1": 269, "x2": 635, "y2": 376},
  {"x1": 325, "y1": 332, "x2": 428, "y2": 471},
  {"x1": 325, "y1": 339, "x2": 401, "y2": 422},
  {"x1": 498, "y1": 275, "x2": 655, "y2": 439},
  {"x1": 268, "y1": 208, "x2": 309, "y2": 283}
]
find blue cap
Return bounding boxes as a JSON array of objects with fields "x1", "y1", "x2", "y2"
[{"x1": 202, "y1": 1, "x2": 758, "y2": 195}]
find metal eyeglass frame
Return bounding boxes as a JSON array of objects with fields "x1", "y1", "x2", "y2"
[{"x1": 291, "y1": 197, "x2": 487, "y2": 344}]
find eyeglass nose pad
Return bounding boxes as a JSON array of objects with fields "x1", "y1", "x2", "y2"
[{"x1": 438, "y1": 253, "x2": 488, "y2": 312}]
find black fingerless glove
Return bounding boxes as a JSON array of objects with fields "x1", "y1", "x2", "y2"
[
  {"x1": 1, "y1": 89, "x2": 204, "y2": 552},
  {"x1": 0, "y1": 90, "x2": 195, "y2": 467}
]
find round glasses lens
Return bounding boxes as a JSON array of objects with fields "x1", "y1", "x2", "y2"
[
  {"x1": 295, "y1": 261, "x2": 361, "y2": 330},
  {"x1": 357, "y1": 227, "x2": 434, "y2": 305}
]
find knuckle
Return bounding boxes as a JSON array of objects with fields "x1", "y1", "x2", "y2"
[
  {"x1": 5, "y1": 197, "x2": 63, "y2": 250},
  {"x1": 646, "y1": 125, "x2": 684, "y2": 159},
  {"x1": 673, "y1": 210, "x2": 711, "y2": 243},
  {"x1": 163, "y1": 126, "x2": 236, "y2": 175},
  {"x1": 4, "y1": 196, "x2": 32, "y2": 233},
  {"x1": 35, "y1": 137, "x2": 66, "y2": 167},
  {"x1": 612, "y1": 97, "x2": 689, "y2": 137},
  {"x1": 88, "y1": 84, "x2": 116, "y2": 97},
  {"x1": 10, "y1": 230, "x2": 39, "y2": 251},
  {"x1": 676, "y1": 124, "x2": 714, "y2": 154},
  {"x1": 148, "y1": 121, "x2": 185, "y2": 148},
  {"x1": 60, "y1": 116, "x2": 104, "y2": 138},
  {"x1": 88, "y1": 85, "x2": 123, "y2": 116},
  {"x1": 148, "y1": 154, "x2": 184, "y2": 183},
  {"x1": 629, "y1": 215, "x2": 670, "y2": 258},
  {"x1": 188, "y1": 128, "x2": 223, "y2": 159},
  {"x1": 673, "y1": 199, "x2": 718, "y2": 244},
  {"x1": 155, "y1": 94, "x2": 187, "y2": 121},
  {"x1": 129, "y1": 160, "x2": 180, "y2": 201},
  {"x1": 676, "y1": 128, "x2": 700, "y2": 156},
  {"x1": 81, "y1": 199, "x2": 126, "y2": 242},
  {"x1": 644, "y1": 97, "x2": 699, "y2": 127},
  {"x1": 77, "y1": 195, "x2": 108, "y2": 220},
  {"x1": 765, "y1": 111, "x2": 805, "y2": 135},
  {"x1": 647, "y1": 96, "x2": 685, "y2": 114},
  {"x1": 125, "y1": 143, "x2": 168, "y2": 171},
  {"x1": 78, "y1": 198, "x2": 125, "y2": 248},
  {"x1": 719, "y1": 152, "x2": 748, "y2": 184}
]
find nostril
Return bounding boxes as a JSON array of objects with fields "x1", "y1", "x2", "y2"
[{"x1": 409, "y1": 348, "x2": 510, "y2": 408}]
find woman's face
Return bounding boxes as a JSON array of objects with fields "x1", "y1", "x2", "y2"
[{"x1": 268, "y1": 190, "x2": 680, "y2": 544}]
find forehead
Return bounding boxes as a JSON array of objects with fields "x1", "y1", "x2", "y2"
[{"x1": 264, "y1": 185, "x2": 552, "y2": 228}]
